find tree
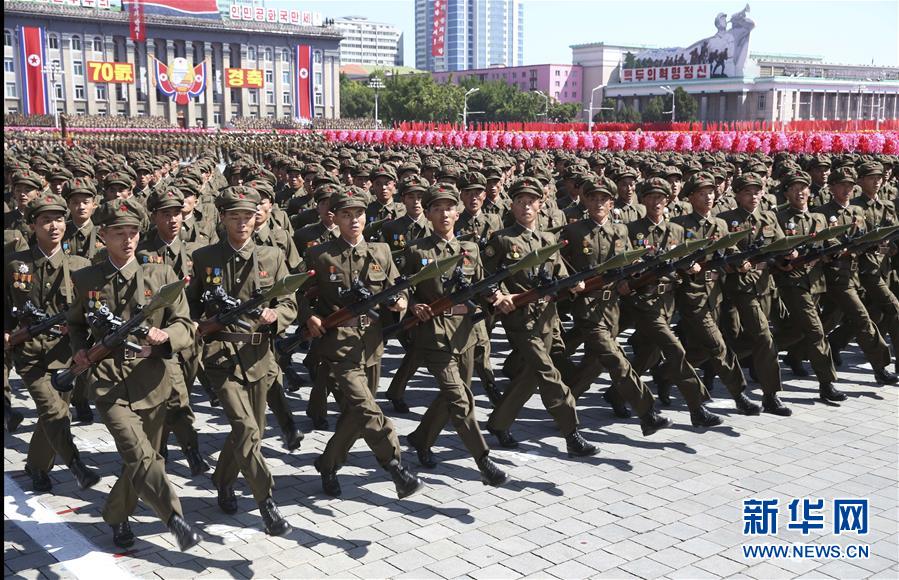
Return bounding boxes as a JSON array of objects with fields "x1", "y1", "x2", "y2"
[
  {"x1": 339, "y1": 73, "x2": 374, "y2": 119},
  {"x1": 547, "y1": 101, "x2": 581, "y2": 123},
  {"x1": 673, "y1": 86, "x2": 698, "y2": 122},
  {"x1": 642, "y1": 96, "x2": 668, "y2": 122},
  {"x1": 618, "y1": 105, "x2": 642, "y2": 123}
]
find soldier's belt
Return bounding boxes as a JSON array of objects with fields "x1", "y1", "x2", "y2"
[
  {"x1": 119, "y1": 345, "x2": 169, "y2": 360},
  {"x1": 828, "y1": 260, "x2": 858, "y2": 272},
  {"x1": 637, "y1": 283, "x2": 673, "y2": 296},
  {"x1": 210, "y1": 331, "x2": 268, "y2": 345},
  {"x1": 335, "y1": 315, "x2": 372, "y2": 329},
  {"x1": 440, "y1": 304, "x2": 471, "y2": 316}
]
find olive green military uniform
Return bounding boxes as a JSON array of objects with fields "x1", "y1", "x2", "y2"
[
  {"x1": 5, "y1": 210, "x2": 93, "y2": 487},
  {"x1": 66, "y1": 199, "x2": 195, "y2": 528},
  {"x1": 187, "y1": 190, "x2": 297, "y2": 504},
  {"x1": 482, "y1": 222, "x2": 579, "y2": 437}
]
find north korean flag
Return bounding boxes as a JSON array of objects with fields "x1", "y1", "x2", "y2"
[
  {"x1": 18, "y1": 26, "x2": 50, "y2": 116},
  {"x1": 295, "y1": 45, "x2": 313, "y2": 120}
]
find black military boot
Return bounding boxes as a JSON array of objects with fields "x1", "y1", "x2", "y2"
[
  {"x1": 819, "y1": 382, "x2": 847, "y2": 402},
  {"x1": 5, "y1": 402, "x2": 24, "y2": 433},
  {"x1": 829, "y1": 336, "x2": 843, "y2": 367},
  {"x1": 314, "y1": 457, "x2": 341, "y2": 497},
  {"x1": 306, "y1": 413, "x2": 329, "y2": 430},
  {"x1": 475, "y1": 454, "x2": 509, "y2": 487},
  {"x1": 565, "y1": 430, "x2": 599, "y2": 457},
  {"x1": 282, "y1": 420, "x2": 304, "y2": 451},
  {"x1": 388, "y1": 398, "x2": 410, "y2": 414},
  {"x1": 603, "y1": 388, "x2": 632, "y2": 418},
  {"x1": 701, "y1": 362, "x2": 716, "y2": 393},
  {"x1": 405, "y1": 433, "x2": 436, "y2": 468},
  {"x1": 159, "y1": 440, "x2": 169, "y2": 462},
  {"x1": 168, "y1": 513, "x2": 202, "y2": 551},
  {"x1": 656, "y1": 381, "x2": 672, "y2": 406},
  {"x1": 111, "y1": 521, "x2": 135, "y2": 549},
  {"x1": 385, "y1": 460, "x2": 424, "y2": 499},
  {"x1": 782, "y1": 353, "x2": 809, "y2": 377},
  {"x1": 486, "y1": 426, "x2": 518, "y2": 449},
  {"x1": 482, "y1": 381, "x2": 503, "y2": 407},
  {"x1": 68, "y1": 455, "x2": 100, "y2": 490},
  {"x1": 184, "y1": 446, "x2": 210, "y2": 476},
  {"x1": 734, "y1": 392, "x2": 761, "y2": 415},
  {"x1": 24, "y1": 465, "x2": 52, "y2": 493},
  {"x1": 259, "y1": 496, "x2": 291, "y2": 536},
  {"x1": 217, "y1": 486, "x2": 238, "y2": 514},
  {"x1": 762, "y1": 394, "x2": 792, "y2": 416},
  {"x1": 690, "y1": 405, "x2": 724, "y2": 428},
  {"x1": 639, "y1": 407, "x2": 671, "y2": 436},
  {"x1": 72, "y1": 400, "x2": 94, "y2": 424},
  {"x1": 874, "y1": 368, "x2": 898, "y2": 385}
]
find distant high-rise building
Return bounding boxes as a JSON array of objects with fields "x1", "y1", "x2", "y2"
[
  {"x1": 415, "y1": 0, "x2": 523, "y2": 72},
  {"x1": 335, "y1": 16, "x2": 403, "y2": 67}
]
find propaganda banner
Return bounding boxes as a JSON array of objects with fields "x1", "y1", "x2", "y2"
[
  {"x1": 150, "y1": 55, "x2": 207, "y2": 105},
  {"x1": 225, "y1": 68, "x2": 264, "y2": 89},
  {"x1": 129, "y1": 0, "x2": 145, "y2": 42},
  {"x1": 87, "y1": 61, "x2": 135, "y2": 83},
  {"x1": 295, "y1": 45, "x2": 313, "y2": 119},
  {"x1": 18, "y1": 26, "x2": 51, "y2": 116},
  {"x1": 431, "y1": 0, "x2": 446, "y2": 57}
]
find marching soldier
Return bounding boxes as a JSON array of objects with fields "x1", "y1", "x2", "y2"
[{"x1": 67, "y1": 197, "x2": 203, "y2": 551}]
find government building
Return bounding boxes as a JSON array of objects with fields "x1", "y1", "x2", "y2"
[{"x1": 4, "y1": 0, "x2": 343, "y2": 127}]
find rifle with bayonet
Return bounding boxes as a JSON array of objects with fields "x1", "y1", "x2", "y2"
[
  {"x1": 196, "y1": 272, "x2": 314, "y2": 340},
  {"x1": 6, "y1": 301, "x2": 68, "y2": 349},
  {"x1": 52, "y1": 278, "x2": 187, "y2": 392},
  {"x1": 383, "y1": 242, "x2": 565, "y2": 338},
  {"x1": 275, "y1": 254, "x2": 463, "y2": 355}
]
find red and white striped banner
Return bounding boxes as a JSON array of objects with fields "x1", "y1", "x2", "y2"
[{"x1": 18, "y1": 26, "x2": 50, "y2": 116}]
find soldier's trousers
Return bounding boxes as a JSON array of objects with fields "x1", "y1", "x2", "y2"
[
  {"x1": 676, "y1": 303, "x2": 748, "y2": 399},
  {"x1": 70, "y1": 374, "x2": 91, "y2": 408},
  {"x1": 318, "y1": 361, "x2": 401, "y2": 471},
  {"x1": 822, "y1": 282, "x2": 891, "y2": 370},
  {"x1": 556, "y1": 318, "x2": 654, "y2": 417},
  {"x1": 856, "y1": 273, "x2": 898, "y2": 360},
  {"x1": 160, "y1": 359, "x2": 199, "y2": 452},
  {"x1": 267, "y1": 378, "x2": 295, "y2": 434},
  {"x1": 408, "y1": 347, "x2": 489, "y2": 459},
  {"x1": 625, "y1": 298, "x2": 709, "y2": 410},
  {"x1": 209, "y1": 372, "x2": 274, "y2": 503},
  {"x1": 471, "y1": 320, "x2": 496, "y2": 386},
  {"x1": 487, "y1": 327, "x2": 578, "y2": 435},
  {"x1": 727, "y1": 292, "x2": 783, "y2": 395},
  {"x1": 20, "y1": 365, "x2": 77, "y2": 472},
  {"x1": 98, "y1": 401, "x2": 182, "y2": 526},
  {"x1": 385, "y1": 339, "x2": 424, "y2": 401},
  {"x1": 777, "y1": 288, "x2": 837, "y2": 384}
]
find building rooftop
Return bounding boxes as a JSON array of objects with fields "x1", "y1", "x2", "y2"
[
  {"x1": 340, "y1": 64, "x2": 426, "y2": 79},
  {"x1": 4, "y1": 1, "x2": 343, "y2": 39}
]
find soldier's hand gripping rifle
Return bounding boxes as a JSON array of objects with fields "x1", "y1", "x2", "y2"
[
  {"x1": 52, "y1": 279, "x2": 187, "y2": 392},
  {"x1": 195, "y1": 272, "x2": 314, "y2": 340},
  {"x1": 6, "y1": 301, "x2": 68, "y2": 349},
  {"x1": 275, "y1": 254, "x2": 463, "y2": 355},
  {"x1": 383, "y1": 242, "x2": 565, "y2": 338},
  {"x1": 619, "y1": 237, "x2": 713, "y2": 293}
]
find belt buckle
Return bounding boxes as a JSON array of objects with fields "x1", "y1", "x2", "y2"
[
  {"x1": 705, "y1": 271, "x2": 713, "y2": 282},
  {"x1": 123, "y1": 348, "x2": 136, "y2": 361},
  {"x1": 658, "y1": 284, "x2": 666, "y2": 295},
  {"x1": 602, "y1": 290, "x2": 612, "y2": 301},
  {"x1": 358, "y1": 314, "x2": 370, "y2": 329},
  {"x1": 250, "y1": 333, "x2": 262, "y2": 346}
]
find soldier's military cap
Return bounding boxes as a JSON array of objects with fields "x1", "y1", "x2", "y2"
[
  {"x1": 857, "y1": 161, "x2": 884, "y2": 177},
  {"x1": 460, "y1": 171, "x2": 487, "y2": 191},
  {"x1": 508, "y1": 176, "x2": 544, "y2": 200},
  {"x1": 353, "y1": 163, "x2": 375, "y2": 177},
  {"x1": 104, "y1": 171, "x2": 135, "y2": 189},
  {"x1": 809, "y1": 154, "x2": 832, "y2": 168},
  {"x1": 247, "y1": 179, "x2": 276, "y2": 200},
  {"x1": 302, "y1": 163, "x2": 325, "y2": 177},
  {"x1": 398, "y1": 162, "x2": 420, "y2": 176},
  {"x1": 398, "y1": 175, "x2": 429, "y2": 196},
  {"x1": 581, "y1": 176, "x2": 617, "y2": 199},
  {"x1": 732, "y1": 172, "x2": 765, "y2": 192},
  {"x1": 25, "y1": 192, "x2": 68, "y2": 223},
  {"x1": 682, "y1": 171, "x2": 717, "y2": 197},
  {"x1": 68, "y1": 161, "x2": 95, "y2": 178},
  {"x1": 94, "y1": 197, "x2": 146, "y2": 227},
  {"x1": 132, "y1": 160, "x2": 155, "y2": 175},
  {"x1": 12, "y1": 169, "x2": 44, "y2": 190},
  {"x1": 339, "y1": 158, "x2": 357, "y2": 172},
  {"x1": 147, "y1": 188, "x2": 185, "y2": 213},
  {"x1": 663, "y1": 165, "x2": 683, "y2": 179},
  {"x1": 371, "y1": 164, "x2": 397, "y2": 181},
  {"x1": 283, "y1": 159, "x2": 304, "y2": 174},
  {"x1": 637, "y1": 177, "x2": 672, "y2": 199},
  {"x1": 612, "y1": 166, "x2": 640, "y2": 182},
  {"x1": 482, "y1": 166, "x2": 503, "y2": 181},
  {"x1": 742, "y1": 159, "x2": 768, "y2": 176},
  {"x1": 708, "y1": 165, "x2": 728, "y2": 181},
  {"x1": 781, "y1": 171, "x2": 812, "y2": 188},
  {"x1": 423, "y1": 183, "x2": 460, "y2": 208},
  {"x1": 828, "y1": 166, "x2": 857, "y2": 184},
  {"x1": 329, "y1": 187, "x2": 368, "y2": 212},
  {"x1": 215, "y1": 186, "x2": 261, "y2": 212},
  {"x1": 47, "y1": 166, "x2": 74, "y2": 183},
  {"x1": 61, "y1": 177, "x2": 98, "y2": 200},
  {"x1": 319, "y1": 157, "x2": 339, "y2": 172},
  {"x1": 314, "y1": 183, "x2": 343, "y2": 203},
  {"x1": 422, "y1": 157, "x2": 441, "y2": 170}
]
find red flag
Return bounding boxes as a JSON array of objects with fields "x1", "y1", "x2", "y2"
[
  {"x1": 431, "y1": 0, "x2": 446, "y2": 58},
  {"x1": 129, "y1": 0, "x2": 145, "y2": 42},
  {"x1": 295, "y1": 45, "x2": 312, "y2": 119},
  {"x1": 18, "y1": 26, "x2": 50, "y2": 116}
]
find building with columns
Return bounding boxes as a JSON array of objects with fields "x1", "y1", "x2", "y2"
[
  {"x1": 4, "y1": 1, "x2": 344, "y2": 127},
  {"x1": 573, "y1": 41, "x2": 899, "y2": 125}
]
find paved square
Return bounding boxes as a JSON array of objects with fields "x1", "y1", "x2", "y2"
[{"x1": 4, "y1": 331, "x2": 898, "y2": 579}]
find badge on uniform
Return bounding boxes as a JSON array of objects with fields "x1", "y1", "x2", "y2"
[
  {"x1": 636, "y1": 233, "x2": 645, "y2": 246},
  {"x1": 828, "y1": 216, "x2": 838, "y2": 225},
  {"x1": 144, "y1": 289, "x2": 153, "y2": 298},
  {"x1": 730, "y1": 220, "x2": 740, "y2": 232},
  {"x1": 612, "y1": 208, "x2": 622, "y2": 223},
  {"x1": 329, "y1": 265, "x2": 339, "y2": 282},
  {"x1": 142, "y1": 255, "x2": 149, "y2": 264},
  {"x1": 511, "y1": 244, "x2": 520, "y2": 260},
  {"x1": 686, "y1": 231, "x2": 694, "y2": 239},
  {"x1": 212, "y1": 267, "x2": 222, "y2": 285},
  {"x1": 462, "y1": 256, "x2": 473, "y2": 267},
  {"x1": 421, "y1": 258, "x2": 432, "y2": 266},
  {"x1": 63, "y1": 242, "x2": 70, "y2": 254},
  {"x1": 370, "y1": 263, "x2": 382, "y2": 273},
  {"x1": 12, "y1": 272, "x2": 21, "y2": 289},
  {"x1": 307, "y1": 241, "x2": 317, "y2": 248},
  {"x1": 205, "y1": 266, "x2": 212, "y2": 284},
  {"x1": 582, "y1": 238, "x2": 592, "y2": 255},
  {"x1": 18, "y1": 264, "x2": 29, "y2": 275}
]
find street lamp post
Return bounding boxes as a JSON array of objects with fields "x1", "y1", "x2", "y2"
[
  {"x1": 368, "y1": 77, "x2": 385, "y2": 128},
  {"x1": 587, "y1": 84, "x2": 604, "y2": 133},
  {"x1": 463, "y1": 87, "x2": 479, "y2": 129},
  {"x1": 660, "y1": 85, "x2": 676, "y2": 123},
  {"x1": 44, "y1": 61, "x2": 62, "y2": 129},
  {"x1": 534, "y1": 89, "x2": 549, "y2": 118}
]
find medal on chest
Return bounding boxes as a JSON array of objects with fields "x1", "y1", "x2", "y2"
[
  {"x1": 582, "y1": 238, "x2": 593, "y2": 255},
  {"x1": 636, "y1": 232, "x2": 646, "y2": 247},
  {"x1": 87, "y1": 290, "x2": 105, "y2": 310},
  {"x1": 329, "y1": 265, "x2": 339, "y2": 282},
  {"x1": 212, "y1": 267, "x2": 222, "y2": 285},
  {"x1": 729, "y1": 220, "x2": 741, "y2": 233},
  {"x1": 612, "y1": 208, "x2": 622, "y2": 224},
  {"x1": 511, "y1": 244, "x2": 520, "y2": 260},
  {"x1": 786, "y1": 221, "x2": 797, "y2": 236},
  {"x1": 62, "y1": 242, "x2": 71, "y2": 254}
]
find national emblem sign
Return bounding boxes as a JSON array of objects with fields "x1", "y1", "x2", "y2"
[{"x1": 150, "y1": 55, "x2": 207, "y2": 105}]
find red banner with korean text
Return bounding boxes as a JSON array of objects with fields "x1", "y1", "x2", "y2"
[
  {"x1": 432, "y1": 0, "x2": 446, "y2": 57},
  {"x1": 129, "y1": 0, "x2": 145, "y2": 42},
  {"x1": 18, "y1": 26, "x2": 50, "y2": 116}
]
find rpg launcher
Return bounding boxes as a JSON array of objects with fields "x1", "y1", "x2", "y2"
[{"x1": 6, "y1": 301, "x2": 68, "y2": 349}]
